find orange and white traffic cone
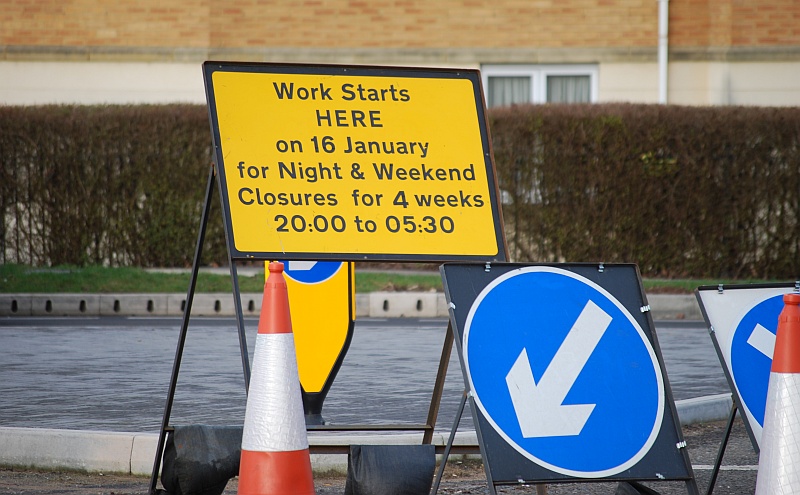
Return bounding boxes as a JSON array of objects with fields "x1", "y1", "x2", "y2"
[
  {"x1": 755, "y1": 292, "x2": 800, "y2": 494},
  {"x1": 238, "y1": 262, "x2": 315, "y2": 495}
]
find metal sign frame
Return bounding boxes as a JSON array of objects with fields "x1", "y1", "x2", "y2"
[
  {"x1": 146, "y1": 167, "x2": 472, "y2": 494},
  {"x1": 150, "y1": 62, "x2": 511, "y2": 494},
  {"x1": 438, "y1": 262, "x2": 698, "y2": 495}
]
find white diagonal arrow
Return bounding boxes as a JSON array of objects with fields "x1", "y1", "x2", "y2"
[
  {"x1": 505, "y1": 299, "x2": 612, "y2": 438},
  {"x1": 747, "y1": 323, "x2": 775, "y2": 360},
  {"x1": 288, "y1": 261, "x2": 317, "y2": 271}
]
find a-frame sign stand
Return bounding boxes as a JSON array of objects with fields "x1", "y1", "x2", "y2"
[
  {"x1": 147, "y1": 165, "x2": 471, "y2": 494},
  {"x1": 149, "y1": 62, "x2": 508, "y2": 494}
]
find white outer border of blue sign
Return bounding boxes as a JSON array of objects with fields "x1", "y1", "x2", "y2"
[
  {"x1": 698, "y1": 287, "x2": 791, "y2": 449},
  {"x1": 281, "y1": 261, "x2": 344, "y2": 285},
  {"x1": 718, "y1": 288, "x2": 789, "y2": 447},
  {"x1": 727, "y1": 297, "x2": 767, "y2": 446},
  {"x1": 463, "y1": 266, "x2": 666, "y2": 478}
]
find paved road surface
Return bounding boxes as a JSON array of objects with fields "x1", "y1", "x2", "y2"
[{"x1": 0, "y1": 317, "x2": 726, "y2": 433}]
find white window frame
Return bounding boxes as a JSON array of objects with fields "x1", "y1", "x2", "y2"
[{"x1": 481, "y1": 64, "x2": 599, "y2": 105}]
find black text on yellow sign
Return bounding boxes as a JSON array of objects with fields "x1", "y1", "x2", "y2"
[{"x1": 204, "y1": 63, "x2": 505, "y2": 261}]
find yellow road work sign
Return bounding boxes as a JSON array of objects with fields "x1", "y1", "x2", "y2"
[
  {"x1": 276, "y1": 260, "x2": 354, "y2": 395},
  {"x1": 204, "y1": 62, "x2": 505, "y2": 262}
]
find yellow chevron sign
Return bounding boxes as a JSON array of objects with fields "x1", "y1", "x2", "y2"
[{"x1": 273, "y1": 260, "x2": 354, "y2": 396}]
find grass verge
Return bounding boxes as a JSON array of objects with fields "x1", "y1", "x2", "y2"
[
  {"x1": 0, "y1": 264, "x2": 441, "y2": 294},
  {"x1": 0, "y1": 264, "x2": 787, "y2": 294}
]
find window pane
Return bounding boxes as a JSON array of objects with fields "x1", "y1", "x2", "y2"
[
  {"x1": 487, "y1": 76, "x2": 531, "y2": 107},
  {"x1": 546, "y1": 75, "x2": 590, "y2": 103}
]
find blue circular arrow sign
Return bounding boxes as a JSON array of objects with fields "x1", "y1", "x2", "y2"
[
  {"x1": 463, "y1": 266, "x2": 664, "y2": 477},
  {"x1": 278, "y1": 260, "x2": 343, "y2": 284},
  {"x1": 730, "y1": 294, "x2": 783, "y2": 429}
]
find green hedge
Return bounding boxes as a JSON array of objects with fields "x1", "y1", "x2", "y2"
[
  {"x1": 0, "y1": 105, "x2": 227, "y2": 267},
  {"x1": 2, "y1": 104, "x2": 798, "y2": 278},
  {"x1": 490, "y1": 104, "x2": 800, "y2": 279}
]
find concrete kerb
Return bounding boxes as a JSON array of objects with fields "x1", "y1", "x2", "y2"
[
  {"x1": 647, "y1": 294, "x2": 703, "y2": 321},
  {"x1": 674, "y1": 393, "x2": 733, "y2": 426},
  {"x1": 0, "y1": 427, "x2": 137, "y2": 474},
  {"x1": 0, "y1": 292, "x2": 702, "y2": 319},
  {"x1": 0, "y1": 394, "x2": 732, "y2": 476}
]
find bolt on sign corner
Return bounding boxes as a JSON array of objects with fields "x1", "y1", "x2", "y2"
[{"x1": 203, "y1": 62, "x2": 505, "y2": 262}]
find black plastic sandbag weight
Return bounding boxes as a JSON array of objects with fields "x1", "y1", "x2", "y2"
[
  {"x1": 160, "y1": 425, "x2": 242, "y2": 495},
  {"x1": 344, "y1": 444, "x2": 436, "y2": 495}
]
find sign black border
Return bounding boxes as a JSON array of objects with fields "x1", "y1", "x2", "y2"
[
  {"x1": 441, "y1": 262, "x2": 696, "y2": 489},
  {"x1": 203, "y1": 61, "x2": 507, "y2": 263}
]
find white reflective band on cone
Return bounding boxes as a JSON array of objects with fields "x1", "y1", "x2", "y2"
[
  {"x1": 242, "y1": 333, "x2": 308, "y2": 453},
  {"x1": 755, "y1": 372, "x2": 800, "y2": 494}
]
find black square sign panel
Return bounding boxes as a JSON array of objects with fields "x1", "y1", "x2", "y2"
[{"x1": 441, "y1": 263, "x2": 695, "y2": 488}]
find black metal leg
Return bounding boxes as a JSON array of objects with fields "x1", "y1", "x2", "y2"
[
  {"x1": 626, "y1": 481, "x2": 661, "y2": 494},
  {"x1": 424, "y1": 321, "x2": 454, "y2": 445},
  {"x1": 430, "y1": 389, "x2": 468, "y2": 495},
  {"x1": 705, "y1": 403, "x2": 737, "y2": 495},
  {"x1": 148, "y1": 166, "x2": 215, "y2": 495},
  {"x1": 227, "y1": 263, "x2": 251, "y2": 391}
]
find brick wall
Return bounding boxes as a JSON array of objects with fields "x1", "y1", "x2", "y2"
[
  {"x1": 207, "y1": 0, "x2": 658, "y2": 49},
  {"x1": 666, "y1": 0, "x2": 800, "y2": 48},
  {"x1": 2, "y1": 0, "x2": 798, "y2": 55},
  {"x1": 4, "y1": 0, "x2": 653, "y2": 50},
  {"x1": 0, "y1": 0, "x2": 209, "y2": 47},
  {"x1": 731, "y1": 1, "x2": 800, "y2": 46}
]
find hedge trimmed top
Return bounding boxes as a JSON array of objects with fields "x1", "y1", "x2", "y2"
[{"x1": 2, "y1": 103, "x2": 798, "y2": 278}]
